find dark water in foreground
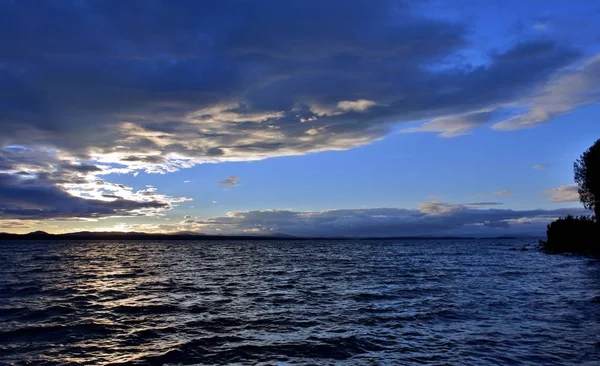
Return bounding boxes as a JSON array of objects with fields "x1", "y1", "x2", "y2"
[{"x1": 1, "y1": 239, "x2": 600, "y2": 365}]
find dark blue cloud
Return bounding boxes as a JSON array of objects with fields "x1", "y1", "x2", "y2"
[
  {"x1": 0, "y1": 0, "x2": 584, "y2": 160},
  {"x1": 0, "y1": 0, "x2": 596, "y2": 222},
  {"x1": 177, "y1": 206, "x2": 589, "y2": 237}
]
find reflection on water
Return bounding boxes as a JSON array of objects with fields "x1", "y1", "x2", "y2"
[{"x1": 1, "y1": 239, "x2": 600, "y2": 365}]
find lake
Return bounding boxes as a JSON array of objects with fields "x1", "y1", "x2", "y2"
[{"x1": 1, "y1": 239, "x2": 599, "y2": 365}]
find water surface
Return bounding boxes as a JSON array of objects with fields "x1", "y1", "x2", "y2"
[{"x1": 1, "y1": 239, "x2": 599, "y2": 365}]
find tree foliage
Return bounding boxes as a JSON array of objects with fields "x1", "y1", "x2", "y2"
[
  {"x1": 544, "y1": 139, "x2": 600, "y2": 255},
  {"x1": 574, "y1": 139, "x2": 600, "y2": 218},
  {"x1": 542, "y1": 215, "x2": 599, "y2": 254}
]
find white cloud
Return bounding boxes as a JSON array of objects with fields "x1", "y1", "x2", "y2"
[
  {"x1": 336, "y1": 99, "x2": 378, "y2": 112},
  {"x1": 533, "y1": 164, "x2": 549, "y2": 170},
  {"x1": 0, "y1": 146, "x2": 191, "y2": 220},
  {"x1": 401, "y1": 53, "x2": 600, "y2": 138},
  {"x1": 401, "y1": 110, "x2": 494, "y2": 137},
  {"x1": 493, "y1": 55, "x2": 600, "y2": 131},
  {"x1": 543, "y1": 184, "x2": 580, "y2": 202},
  {"x1": 300, "y1": 116, "x2": 317, "y2": 123},
  {"x1": 418, "y1": 202, "x2": 462, "y2": 215},
  {"x1": 304, "y1": 127, "x2": 325, "y2": 136},
  {"x1": 493, "y1": 190, "x2": 514, "y2": 196},
  {"x1": 184, "y1": 180, "x2": 191, "y2": 183},
  {"x1": 308, "y1": 99, "x2": 378, "y2": 117},
  {"x1": 309, "y1": 104, "x2": 342, "y2": 117},
  {"x1": 186, "y1": 103, "x2": 285, "y2": 124}
]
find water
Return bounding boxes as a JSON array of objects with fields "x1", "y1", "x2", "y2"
[{"x1": 1, "y1": 239, "x2": 600, "y2": 365}]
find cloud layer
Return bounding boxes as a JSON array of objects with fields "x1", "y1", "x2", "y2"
[
  {"x1": 168, "y1": 203, "x2": 588, "y2": 237},
  {"x1": 0, "y1": 1, "x2": 597, "y2": 223},
  {"x1": 0, "y1": 146, "x2": 189, "y2": 220},
  {"x1": 1, "y1": 1, "x2": 596, "y2": 167}
]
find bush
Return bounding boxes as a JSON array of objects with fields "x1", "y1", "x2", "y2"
[{"x1": 542, "y1": 215, "x2": 599, "y2": 255}]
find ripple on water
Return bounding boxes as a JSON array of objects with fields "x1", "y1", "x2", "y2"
[{"x1": 1, "y1": 239, "x2": 599, "y2": 365}]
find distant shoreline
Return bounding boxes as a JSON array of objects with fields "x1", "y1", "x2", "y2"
[{"x1": 0, "y1": 231, "x2": 538, "y2": 241}]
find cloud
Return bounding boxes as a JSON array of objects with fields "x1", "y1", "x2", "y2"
[
  {"x1": 0, "y1": 220, "x2": 37, "y2": 230},
  {"x1": 493, "y1": 55, "x2": 600, "y2": 131},
  {"x1": 401, "y1": 41, "x2": 593, "y2": 137},
  {"x1": 418, "y1": 201, "x2": 503, "y2": 215},
  {"x1": 217, "y1": 176, "x2": 240, "y2": 187},
  {"x1": 336, "y1": 100, "x2": 379, "y2": 113},
  {"x1": 0, "y1": 1, "x2": 596, "y2": 222},
  {"x1": 0, "y1": 174, "x2": 168, "y2": 219},
  {"x1": 0, "y1": 146, "x2": 189, "y2": 220},
  {"x1": 172, "y1": 204, "x2": 587, "y2": 237},
  {"x1": 543, "y1": 184, "x2": 580, "y2": 202},
  {"x1": 533, "y1": 164, "x2": 549, "y2": 170},
  {"x1": 184, "y1": 180, "x2": 191, "y2": 183},
  {"x1": 0, "y1": 1, "x2": 591, "y2": 174},
  {"x1": 310, "y1": 99, "x2": 380, "y2": 117},
  {"x1": 466, "y1": 191, "x2": 513, "y2": 199},
  {"x1": 401, "y1": 110, "x2": 495, "y2": 137}
]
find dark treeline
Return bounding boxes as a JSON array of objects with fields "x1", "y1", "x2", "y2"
[
  {"x1": 543, "y1": 215, "x2": 599, "y2": 254},
  {"x1": 541, "y1": 139, "x2": 600, "y2": 255}
]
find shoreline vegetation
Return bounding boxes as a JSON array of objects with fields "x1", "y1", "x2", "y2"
[
  {"x1": 540, "y1": 215, "x2": 599, "y2": 255},
  {"x1": 541, "y1": 139, "x2": 600, "y2": 256}
]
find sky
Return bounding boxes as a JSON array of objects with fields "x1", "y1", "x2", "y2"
[{"x1": 1, "y1": 0, "x2": 599, "y2": 237}]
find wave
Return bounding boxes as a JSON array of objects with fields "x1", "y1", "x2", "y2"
[{"x1": 1, "y1": 239, "x2": 599, "y2": 365}]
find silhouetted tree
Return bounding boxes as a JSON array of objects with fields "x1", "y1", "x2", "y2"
[
  {"x1": 542, "y1": 139, "x2": 600, "y2": 255},
  {"x1": 574, "y1": 139, "x2": 600, "y2": 219},
  {"x1": 543, "y1": 215, "x2": 599, "y2": 254}
]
